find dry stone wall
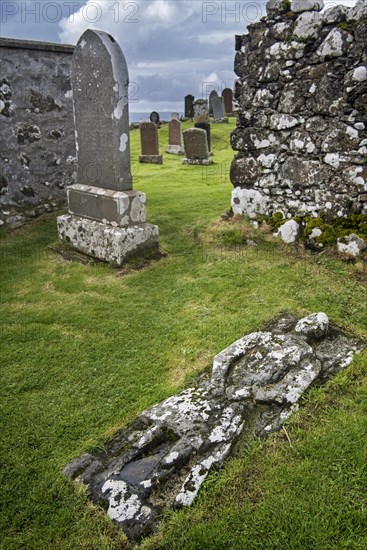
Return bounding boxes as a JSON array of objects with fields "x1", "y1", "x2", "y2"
[
  {"x1": 0, "y1": 38, "x2": 76, "y2": 229},
  {"x1": 231, "y1": 0, "x2": 367, "y2": 221}
]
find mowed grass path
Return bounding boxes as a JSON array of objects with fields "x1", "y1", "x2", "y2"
[{"x1": 1, "y1": 120, "x2": 366, "y2": 549}]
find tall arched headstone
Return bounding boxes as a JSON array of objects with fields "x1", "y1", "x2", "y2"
[
  {"x1": 222, "y1": 88, "x2": 234, "y2": 116},
  {"x1": 166, "y1": 119, "x2": 184, "y2": 155},
  {"x1": 209, "y1": 90, "x2": 218, "y2": 116},
  {"x1": 184, "y1": 94, "x2": 194, "y2": 119},
  {"x1": 72, "y1": 29, "x2": 132, "y2": 191},
  {"x1": 57, "y1": 30, "x2": 159, "y2": 266}
]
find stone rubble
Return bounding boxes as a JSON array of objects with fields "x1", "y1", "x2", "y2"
[{"x1": 64, "y1": 312, "x2": 362, "y2": 541}]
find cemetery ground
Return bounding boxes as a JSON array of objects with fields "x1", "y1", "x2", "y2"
[{"x1": 1, "y1": 119, "x2": 367, "y2": 550}]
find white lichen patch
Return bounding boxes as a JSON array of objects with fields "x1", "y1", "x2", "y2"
[
  {"x1": 119, "y1": 133, "x2": 128, "y2": 152},
  {"x1": 175, "y1": 444, "x2": 232, "y2": 507},
  {"x1": 164, "y1": 451, "x2": 179, "y2": 464},
  {"x1": 352, "y1": 66, "x2": 367, "y2": 82},
  {"x1": 208, "y1": 408, "x2": 243, "y2": 443},
  {"x1": 295, "y1": 312, "x2": 329, "y2": 339},
  {"x1": 324, "y1": 153, "x2": 340, "y2": 168},
  {"x1": 102, "y1": 479, "x2": 145, "y2": 522},
  {"x1": 140, "y1": 479, "x2": 152, "y2": 489},
  {"x1": 284, "y1": 364, "x2": 319, "y2": 404},
  {"x1": 317, "y1": 28, "x2": 352, "y2": 59},
  {"x1": 146, "y1": 388, "x2": 213, "y2": 432}
]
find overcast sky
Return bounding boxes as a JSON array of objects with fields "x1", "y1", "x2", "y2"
[{"x1": 1, "y1": 0, "x2": 357, "y2": 112}]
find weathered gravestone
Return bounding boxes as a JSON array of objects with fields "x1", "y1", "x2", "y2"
[
  {"x1": 139, "y1": 122, "x2": 163, "y2": 164},
  {"x1": 184, "y1": 94, "x2": 194, "y2": 119},
  {"x1": 193, "y1": 99, "x2": 209, "y2": 123},
  {"x1": 57, "y1": 30, "x2": 159, "y2": 265},
  {"x1": 182, "y1": 128, "x2": 213, "y2": 165},
  {"x1": 209, "y1": 90, "x2": 218, "y2": 116},
  {"x1": 171, "y1": 112, "x2": 179, "y2": 120},
  {"x1": 166, "y1": 119, "x2": 184, "y2": 155},
  {"x1": 194, "y1": 121, "x2": 212, "y2": 153},
  {"x1": 63, "y1": 311, "x2": 362, "y2": 541},
  {"x1": 222, "y1": 88, "x2": 233, "y2": 116},
  {"x1": 149, "y1": 111, "x2": 160, "y2": 125},
  {"x1": 212, "y1": 96, "x2": 228, "y2": 123}
]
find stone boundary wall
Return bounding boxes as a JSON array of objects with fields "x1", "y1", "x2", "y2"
[
  {"x1": 231, "y1": 0, "x2": 367, "y2": 221},
  {"x1": 0, "y1": 38, "x2": 76, "y2": 229}
]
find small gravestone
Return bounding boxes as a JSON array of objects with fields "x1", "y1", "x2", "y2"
[
  {"x1": 182, "y1": 128, "x2": 213, "y2": 165},
  {"x1": 209, "y1": 90, "x2": 218, "y2": 116},
  {"x1": 184, "y1": 94, "x2": 194, "y2": 119},
  {"x1": 57, "y1": 30, "x2": 159, "y2": 266},
  {"x1": 149, "y1": 111, "x2": 160, "y2": 125},
  {"x1": 171, "y1": 112, "x2": 179, "y2": 120},
  {"x1": 193, "y1": 99, "x2": 209, "y2": 123},
  {"x1": 222, "y1": 88, "x2": 234, "y2": 116},
  {"x1": 139, "y1": 122, "x2": 163, "y2": 164},
  {"x1": 212, "y1": 96, "x2": 228, "y2": 123},
  {"x1": 194, "y1": 121, "x2": 212, "y2": 153},
  {"x1": 166, "y1": 119, "x2": 184, "y2": 155}
]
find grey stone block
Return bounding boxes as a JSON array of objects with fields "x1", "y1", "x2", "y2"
[
  {"x1": 67, "y1": 184, "x2": 146, "y2": 227},
  {"x1": 57, "y1": 214, "x2": 159, "y2": 265}
]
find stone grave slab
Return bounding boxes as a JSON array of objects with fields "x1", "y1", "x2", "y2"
[
  {"x1": 63, "y1": 312, "x2": 362, "y2": 541},
  {"x1": 209, "y1": 90, "x2": 218, "y2": 115},
  {"x1": 139, "y1": 122, "x2": 163, "y2": 164},
  {"x1": 194, "y1": 121, "x2": 212, "y2": 153},
  {"x1": 182, "y1": 128, "x2": 213, "y2": 165},
  {"x1": 149, "y1": 111, "x2": 160, "y2": 125},
  {"x1": 184, "y1": 94, "x2": 194, "y2": 118},
  {"x1": 222, "y1": 88, "x2": 234, "y2": 116},
  {"x1": 212, "y1": 96, "x2": 228, "y2": 123},
  {"x1": 193, "y1": 99, "x2": 209, "y2": 123},
  {"x1": 57, "y1": 29, "x2": 159, "y2": 265},
  {"x1": 166, "y1": 119, "x2": 184, "y2": 155}
]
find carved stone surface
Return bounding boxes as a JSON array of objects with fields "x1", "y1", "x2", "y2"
[
  {"x1": 57, "y1": 30, "x2": 159, "y2": 263},
  {"x1": 222, "y1": 88, "x2": 234, "y2": 116},
  {"x1": 184, "y1": 94, "x2": 194, "y2": 118},
  {"x1": 212, "y1": 96, "x2": 226, "y2": 122},
  {"x1": 64, "y1": 312, "x2": 362, "y2": 541},
  {"x1": 139, "y1": 122, "x2": 163, "y2": 164},
  {"x1": 193, "y1": 99, "x2": 209, "y2": 123},
  {"x1": 166, "y1": 119, "x2": 184, "y2": 155},
  {"x1": 209, "y1": 90, "x2": 218, "y2": 115},
  {"x1": 182, "y1": 128, "x2": 212, "y2": 165},
  {"x1": 71, "y1": 30, "x2": 132, "y2": 191}
]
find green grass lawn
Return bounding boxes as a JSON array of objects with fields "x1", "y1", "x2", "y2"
[{"x1": 1, "y1": 119, "x2": 366, "y2": 550}]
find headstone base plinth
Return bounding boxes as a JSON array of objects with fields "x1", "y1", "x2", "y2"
[
  {"x1": 139, "y1": 155, "x2": 163, "y2": 164},
  {"x1": 166, "y1": 145, "x2": 185, "y2": 155},
  {"x1": 67, "y1": 185, "x2": 147, "y2": 226},
  {"x1": 182, "y1": 158, "x2": 214, "y2": 165},
  {"x1": 57, "y1": 214, "x2": 159, "y2": 266},
  {"x1": 213, "y1": 117, "x2": 229, "y2": 124}
]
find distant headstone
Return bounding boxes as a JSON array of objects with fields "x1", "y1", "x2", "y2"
[
  {"x1": 222, "y1": 88, "x2": 234, "y2": 116},
  {"x1": 193, "y1": 99, "x2": 209, "y2": 123},
  {"x1": 182, "y1": 128, "x2": 213, "y2": 165},
  {"x1": 209, "y1": 90, "x2": 218, "y2": 116},
  {"x1": 139, "y1": 122, "x2": 163, "y2": 164},
  {"x1": 171, "y1": 112, "x2": 179, "y2": 120},
  {"x1": 194, "y1": 121, "x2": 211, "y2": 153},
  {"x1": 57, "y1": 29, "x2": 159, "y2": 266},
  {"x1": 184, "y1": 94, "x2": 194, "y2": 118},
  {"x1": 166, "y1": 119, "x2": 185, "y2": 155},
  {"x1": 212, "y1": 96, "x2": 228, "y2": 123},
  {"x1": 150, "y1": 111, "x2": 160, "y2": 125}
]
